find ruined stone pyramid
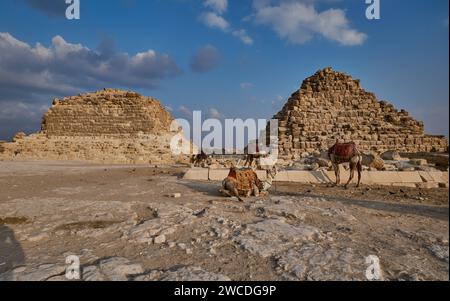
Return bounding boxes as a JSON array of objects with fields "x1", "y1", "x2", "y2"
[
  {"x1": 42, "y1": 89, "x2": 173, "y2": 137},
  {"x1": 274, "y1": 67, "x2": 448, "y2": 159},
  {"x1": 0, "y1": 89, "x2": 191, "y2": 164}
]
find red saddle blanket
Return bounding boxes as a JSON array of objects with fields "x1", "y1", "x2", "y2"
[
  {"x1": 227, "y1": 168, "x2": 263, "y2": 193},
  {"x1": 329, "y1": 143, "x2": 358, "y2": 161}
]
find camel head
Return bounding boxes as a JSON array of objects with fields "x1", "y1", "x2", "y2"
[{"x1": 266, "y1": 165, "x2": 278, "y2": 180}]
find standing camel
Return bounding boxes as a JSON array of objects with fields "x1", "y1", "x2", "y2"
[
  {"x1": 328, "y1": 141, "x2": 363, "y2": 188},
  {"x1": 190, "y1": 150, "x2": 209, "y2": 167},
  {"x1": 243, "y1": 153, "x2": 265, "y2": 168},
  {"x1": 243, "y1": 141, "x2": 266, "y2": 168}
]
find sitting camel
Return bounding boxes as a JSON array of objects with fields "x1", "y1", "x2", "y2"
[
  {"x1": 328, "y1": 141, "x2": 363, "y2": 188},
  {"x1": 220, "y1": 166, "x2": 278, "y2": 201}
]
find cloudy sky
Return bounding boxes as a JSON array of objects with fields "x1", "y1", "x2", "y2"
[{"x1": 0, "y1": 0, "x2": 448, "y2": 140}]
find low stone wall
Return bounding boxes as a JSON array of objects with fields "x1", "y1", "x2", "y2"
[
  {"x1": 0, "y1": 133, "x2": 190, "y2": 165},
  {"x1": 183, "y1": 168, "x2": 449, "y2": 189}
]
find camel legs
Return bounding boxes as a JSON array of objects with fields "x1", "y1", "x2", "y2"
[
  {"x1": 244, "y1": 155, "x2": 257, "y2": 168},
  {"x1": 220, "y1": 188, "x2": 244, "y2": 202},
  {"x1": 333, "y1": 163, "x2": 340, "y2": 186},
  {"x1": 356, "y1": 160, "x2": 362, "y2": 187},
  {"x1": 252, "y1": 184, "x2": 260, "y2": 197},
  {"x1": 255, "y1": 157, "x2": 261, "y2": 170},
  {"x1": 330, "y1": 154, "x2": 362, "y2": 189},
  {"x1": 221, "y1": 179, "x2": 244, "y2": 202},
  {"x1": 345, "y1": 162, "x2": 356, "y2": 189}
]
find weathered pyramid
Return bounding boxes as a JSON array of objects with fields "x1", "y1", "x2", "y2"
[
  {"x1": 41, "y1": 89, "x2": 173, "y2": 137},
  {"x1": 274, "y1": 67, "x2": 448, "y2": 159},
  {"x1": 0, "y1": 89, "x2": 191, "y2": 164}
]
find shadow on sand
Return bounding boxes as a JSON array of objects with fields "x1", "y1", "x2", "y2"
[
  {"x1": 179, "y1": 180, "x2": 225, "y2": 198},
  {"x1": 271, "y1": 190, "x2": 449, "y2": 221},
  {"x1": 0, "y1": 225, "x2": 26, "y2": 280}
]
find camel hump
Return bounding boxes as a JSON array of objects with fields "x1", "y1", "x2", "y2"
[{"x1": 227, "y1": 167, "x2": 237, "y2": 179}]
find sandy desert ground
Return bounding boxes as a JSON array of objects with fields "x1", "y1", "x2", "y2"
[{"x1": 0, "y1": 161, "x2": 448, "y2": 281}]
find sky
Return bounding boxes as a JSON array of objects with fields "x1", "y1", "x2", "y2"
[{"x1": 0, "y1": 0, "x2": 448, "y2": 141}]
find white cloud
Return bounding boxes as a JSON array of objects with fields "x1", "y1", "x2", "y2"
[
  {"x1": 240, "y1": 82, "x2": 254, "y2": 89},
  {"x1": 204, "y1": 0, "x2": 228, "y2": 14},
  {"x1": 0, "y1": 101, "x2": 39, "y2": 121},
  {"x1": 199, "y1": 1, "x2": 253, "y2": 45},
  {"x1": 232, "y1": 29, "x2": 254, "y2": 45},
  {"x1": 200, "y1": 12, "x2": 230, "y2": 31},
  {"x1": 178, "y1": 105, "x2": 192, "y2": 118},
  {"x1": 0, "y1": 32, "x2": 182, "y2": 98},
  {"x1": 271, "y1": 95, "x2": 284, "y2": 107},
  {"x1": 0, "y1": 100, "x2": 49, "y2": 139},
  {"x1": 0, "y1": 32, "x2": 182, "y2": 139},
  {"x1": 208, "y1": 108, "x2": 221, "y2": 119},
  {"x1": 252, "y1": 0, "x2": 367, "y2": 46}
]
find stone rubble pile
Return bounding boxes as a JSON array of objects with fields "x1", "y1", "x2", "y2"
[
  {"x1": 286, "y1": 150, "x2": 447, "y2": 172},
  {"x1": 205, "y1": 150, "x2": 446, "y2": 173}
]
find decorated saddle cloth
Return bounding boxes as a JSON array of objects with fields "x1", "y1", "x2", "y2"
[
  {"x1": 227, "y1": 168, "x2": 263, "y2": 194},
  {"x1": 329, "y1": 143, "x2": 358, "y2": 163}
]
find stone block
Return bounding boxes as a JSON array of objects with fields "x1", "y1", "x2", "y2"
[
  {"x1": 283, "y1": 171, "x2": 302, "y2": 183},
  {"x1": 183, "y1": 168, "x2": 209, "y2": 181},
  {"x1": 409, "y1": 159, "x2": 428, "y2": 166},
  {"x1": 208, "y1": 169, "x2": 230, "y2": 181},
  {"x1": 274, "y1": 171, "x2": 290, "y2": 182},
  {"x1": 418, "y1": 171, "x2": 435, "y2": 183},
  {"x1": 256, "y1": 170, "x2": 267, "y2": 180},
  {"x1": 397, "y1": 171, "x2": 423, "y2": 183},
  {"x1": 439, "y1": 183, "x2": 449, "y2": 188},
  {"x1": 391, "y1": 183, "x2": 418, "y2": 188},
  {"x1": 427, "y1": 172, "x2": 449, "y2": 183},
  {"x1": 416, "y1": 182, "x2": 439, "y2": 189}
]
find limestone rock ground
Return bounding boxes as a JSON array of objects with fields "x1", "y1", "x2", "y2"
[{"x1": 0, "y1": 162, "x2": 448, "y2": 281}]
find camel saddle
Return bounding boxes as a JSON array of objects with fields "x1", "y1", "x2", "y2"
[
  {"x1": 227, "y1": 168, "x2": 263, "y2": 195},
  {"x1": 329, "y1": 142, "x2": 358, "y2": 162}
]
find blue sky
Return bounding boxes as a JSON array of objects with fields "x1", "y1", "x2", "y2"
[{"x1": 0, "y1": 0, "x2": 448, "y2": 140}]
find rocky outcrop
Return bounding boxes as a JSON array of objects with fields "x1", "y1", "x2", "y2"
[
  {"x1": 273, "y1": 67, "x2": 448, "y2": 160},
  {"x1": 0, "y1": 89, "x2": 191, "y2": 164}
]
